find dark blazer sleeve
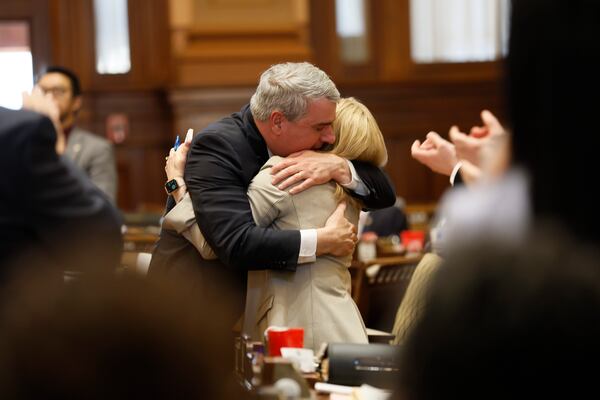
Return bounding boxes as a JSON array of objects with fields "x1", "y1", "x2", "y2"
[
  {"x1": 184, "y1": 133, "x2": 300, "y2": 272},
  {"x1": 453, "y1": 168, "x2": 464, "y2": 186},
  {"x1": 349, "y1": 160, "x2": 396, "y2": 211}
]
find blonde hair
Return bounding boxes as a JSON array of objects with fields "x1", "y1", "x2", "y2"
[{"x1": 330, "y1": 97, "x2": 388, "y2": 205}]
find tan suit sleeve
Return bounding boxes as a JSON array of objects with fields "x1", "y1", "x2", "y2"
[
  {"x1": 247, "y1": 157, "x2": 289, "y2": 227},
  {"x1": 162, "y1": 192, "x2": 217, "y2": 260}
]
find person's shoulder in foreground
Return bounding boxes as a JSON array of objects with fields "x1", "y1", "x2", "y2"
[
  {"x1": 397, "y1": 225, "x2": 600, "y2": 399},
  {"x1": 0, "y1": 106, "x2": 122, "y2": 282}
]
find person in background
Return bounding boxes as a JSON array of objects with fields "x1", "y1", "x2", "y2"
[
  {"x1": 396, "y1": 229, "x2": 600, "y2": 400},
  {"x1": 0, "y1": 89, "x2": 122, "y2": 284},
  {"x1": 430, "y1": 0, "x2": 600, "y2": 251},
  {"x1": 396, "y1": 2, "x2": 600, "y2": 397},
  {"x1": 37, "y1": 66, "x2": 117, "y2": 202},
  {"x1": 507, "y1": 0, "x2": 600, "y2": 245},
  {"x1": 411, "y1": 109, "x2": 507, "y2": 187},
  {"x1": 414, "y1": 111, "x2": 514, "y2": 252},
  {"x1": 359, "y1": 196, "x2": 408, "y2": 238}
]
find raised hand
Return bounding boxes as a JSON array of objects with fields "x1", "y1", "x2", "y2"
[
  {"x1": 451, "y1": 110, "x2": 506, "y2": 166},
  {"x1": 411, "y1": 131, "x2": 458, "y2": 176},
  {"x1": 165, "y1": 128, "x2": 193, "y2": 181},
  {"x1": 22, "y1": 86, "x2": 64, "y2": 154},
  {"x1": 469, "y1": 109, "x2": 505, "y2": 138}
]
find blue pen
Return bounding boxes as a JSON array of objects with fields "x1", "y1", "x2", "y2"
[{"x1": 173, "y1": 135, "x2": 180, "y2": 151}]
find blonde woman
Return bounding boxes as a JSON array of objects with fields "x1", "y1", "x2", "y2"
[{"x1": 163, "y1": 98, "x2": 388, "y2": 350}]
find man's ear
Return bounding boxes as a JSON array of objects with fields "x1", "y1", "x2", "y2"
[
  {"x1": 270, "y1": 111, "x2": 284, "y2": 135},
  {"x1": 72, "y1": 96, "x2": 83, "y2": 114}
]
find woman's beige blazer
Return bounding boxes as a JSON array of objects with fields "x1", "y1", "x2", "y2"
[
  {"x1": 243, "y1": 156, "x2": 368, "y2": 351},
  {"x1": 162, "y1": 155, "x2": 368, "y2": 351}
]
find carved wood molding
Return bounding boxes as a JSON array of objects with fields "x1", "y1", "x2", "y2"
[{"x1": 169, "y1": 0, "x2": 311, "y2": 86}]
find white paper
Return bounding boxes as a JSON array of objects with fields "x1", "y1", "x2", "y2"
[{"x1": 280, "y1": 347, "x2": 315, "y2": 373}]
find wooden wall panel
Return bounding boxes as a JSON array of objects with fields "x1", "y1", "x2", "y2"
[
  {"x1": 126, "y1": 0, "x2": 171, "y2": 88},
  {"x1": 77, "y1": 92, "x2": 173, "y2": 211},
  {"x1": 169, "y1": 87, "x2": 253, "y2": 135},
  {"x1": 169, "y1": 0, "x2": 311, "y2": 87},
  {"x1": 0, "y1": 0, "x2": 51, "y2": 75},
  {"x1": 48, "y1": 0, "x2": 98, "y2": 91},
  {"x1": 46, "y1": 0, "x2": 173, "y2": 211},
  {"x1": 49, "y1": 0, "x2": 170, "y2": 91}
]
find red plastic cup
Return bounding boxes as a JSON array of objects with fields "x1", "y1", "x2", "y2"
[
  {"x1": 265, "y1": 327, "x2": 304, "y2": 356},
  {"x1": 400, "y1": 230, "x2": 425, "y2": 252}
]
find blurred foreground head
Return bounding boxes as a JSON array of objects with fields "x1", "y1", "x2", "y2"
[
  {"x1": 508, "y1": 0, "x2": 600, "y2": 243},
  {"x1": 397, "y1": 226, "x2": 600, "y2": 399},
  {"x1": 0, "y1": 272, "x2": 240, "y2": 399}
]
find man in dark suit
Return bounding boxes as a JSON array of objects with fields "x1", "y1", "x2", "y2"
[
  {"x1": 361, "y1": 198, "x2": 409, "y2": 238},
  {"x1": 149, "y1": 62, "x2": 395, "y2": 317},
  {"x1": 0, "y1": 101, "x2": 123, "y2": 284}
]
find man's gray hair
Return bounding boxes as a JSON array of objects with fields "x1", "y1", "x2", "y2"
[{"x1": 250, "y1": 62, "x2": 340, "y2": 122}]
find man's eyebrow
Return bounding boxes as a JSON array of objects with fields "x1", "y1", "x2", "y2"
[{"x1": 313, "y1": 121, "x2": 333, "y2": 128}]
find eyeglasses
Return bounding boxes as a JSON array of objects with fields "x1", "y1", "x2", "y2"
[{"x1": 39, "y1": 86, "x2": 70, "y2": 97}]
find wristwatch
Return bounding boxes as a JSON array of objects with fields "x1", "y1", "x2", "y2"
[{"x1": 164, "y1": 177, "x2": 185, "y2": 194}]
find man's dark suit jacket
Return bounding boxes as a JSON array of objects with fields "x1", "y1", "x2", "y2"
[
  {"x1": 0, "y1": 107, "x2": 123, "y2": 284},
  {"x1": 149, "y1": 105, "x2": 395, "y2": 312}
]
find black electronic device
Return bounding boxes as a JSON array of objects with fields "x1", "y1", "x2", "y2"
[{"x1": 324, "y1": 343, "x2": 401, "y2": 389}]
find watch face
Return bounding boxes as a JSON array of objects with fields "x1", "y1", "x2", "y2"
[{"x1": 165, "y1": 179, "x2": 179, "y2": 193}]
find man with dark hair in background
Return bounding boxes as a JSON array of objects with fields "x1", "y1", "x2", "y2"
[{"x1": 38, "y1": 66, "x2": 117, "y2": 202}]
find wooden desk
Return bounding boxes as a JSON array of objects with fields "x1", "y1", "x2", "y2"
[
  {"x1": 350, "y1": 254, "x2": 422, "y2": 305},
  {"x1": 365, "y1": 254, "x2": 423, "y2": 267},
  {"x1": 350, "y1": 254, "x2": 423, "y2": 332},
  {"x1": 122, "y1": 226, "x2": 160, "y2": 252}
]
